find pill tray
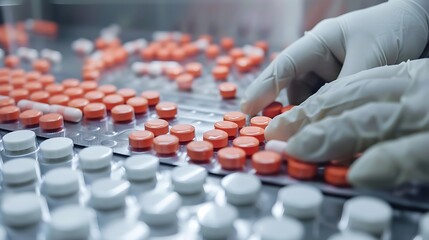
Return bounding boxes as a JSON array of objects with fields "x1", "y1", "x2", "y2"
[{"x1": 0, "y1": 28, "x2": 428, "y2": 212}]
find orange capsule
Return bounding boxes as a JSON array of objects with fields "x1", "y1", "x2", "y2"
[
  {"x1": 155, "y1": 102, "x2": 177, "y2": 119},
  {"x1": 82, "y1": 69, "x2": 100, "y2": 81},
  {"x1": 111, "y1": 104, "x2": 135, "y2": 123},
  {"x1": 39, "y1": 113, "x2": 64, "y2": 132},
  {"x1": 26, "y1": 71, "x2": 41, "y2": 82},
  {"x1": 185, "y1": 62, "x2": 203, "y2": 77},
  {"x1": 117, "y1": 88, "x2": 136, "y2": 102},
  {"x1": 166, "y1": 65, "x2": 185, "y2": 80},
  {"x1": 83, "y1": 103, "x2": 106, "y2": 120},
  {"x1": 10, "y1": 77, "x2": 27, "y2": 88},
  {"x1": 30, "y1": 91, "x2": 50, "y2": 103},
  {"x1": 39, "y1": 74, "x2": 55, "y2": 87},
  {"x1": 84, "y1": 90, "x2": 105, "y2": 103},
  {"x1": 126, "y1": 97, "x2": 148, "y2": 114},
  {"x1": 205, "y1": 44, "x2": 220, "y2": 59},
  {"x1": 240, "y1": 126, "x2": 265, "y2": 143},
  {"x1": 212, "y1": 66, "x2": 229, "y2": 81},
  {"x1": 32, "y1": 59, "x2": 51, "y2": 74},
  {"x1": 45, "y1": 84, "x2": 64, "y2": 95},
  {"x1": 223, "y1": 111, "x2": 246, "y2": 128},
  {"x1": 102, "y1": 94, "x2": 125, "y2": 111},
  {"x1": 19, "y1": 109, "x2": 42, "y2": 127},
  {"x1": 4, "y1": 55, "x2": 20, "y2": 68},
  {"x1": 254, "y1": 40, "x2": 269, "y2": 53},
  {"x1": 287, "y1": 158, "x2": 318, "y2": 180},
  {"x1": 129, "y1": 130, "x2": 154, "y2": 150},
  {"x1": 171, "y1": 48, "x2": 187, "y2": 62},
  {"x1": 262, "y1": 101, "x2": 283, "y2": 118},
  {"x1": 232, "y1": 136, "x2": 260, "y2": 156},
  {"x1": 62, "y1": 78, "x2": 80, "y2": 89},
  {"x1": 0, "y1": 97, "x2": 15, "y2": 108},
  {"x1": 186, "y1": 141, "x2": 213, "y2": 162},
  {"x1": 170, "y1": 124, "x2": 195, "y2": 143},
  {"x1": 217, "y1": 147, "x2": 246, "y2": 170},
  {"x1": 203, "y1": 129, "x2": 228, "y2": 149},
  {"x1": 218, "y1": 82, "x2": 237, "y2": 99},
  {"x1": 49, "y1": 94, "x2": 70, "y2": 106},
  {"x1": 68, "y1": 98, "x2": 90, "y2": 111},
  {"x1": 250, "y1": 116, "x2": 271, "y2": 129},
  {"x1": 281, "y1": 105, "x2": 294, "y2": 113},
  {"x1": 80, "y1": 81, "x2": 98, "y2": 93},
  {"x1": 214, "y1": 121, "x2": 238, "y2": 138},
  {"x1": 144, "y1": 119, "x2": 169, "y2": 136},
  {"x1": 0, "y1": 85, "x2": 12, "y2": 96},
  {"x1": 324, "y1": 165, "x2": 349, "y2": 187},
  {"x1": 153, "y1": 134, "x2": 179, "y2": 155},
  {"x1": 64, "y1": 87, "x2": 84, "y2": 99},
  {"x1": 235, "y1": 57, "x2": 252, "y2": 73},
  {"x1": 220, "y1": 37, "x2": 235, "y2": 50},
  {"x1": 229, "y1": 48, "x2": 245, "y2": 59},
  {"x1": 141, "y1": 90, "x2": 160, "y2": 106},
  {"x1": 216, "y1": 56, "x2": 234, "y2": 68},
  {"x1": 98, "y1": 84, "x2": 117, "y2": 95},
  {"x1": 9, "y1": 89, "x2": 29, "y2": 102},
  {"x1": 252, "y1": 151, "x2": 281, "y2": 175},
  {"x1": 23, "y1": 82, "x2": 43, "y2": 94},
  {"x1": 176, "y1": 73, "x2": 194, "y2": 91},
  {"x1": 0, "y1": 105, "x2": 20, "y2": 123}
]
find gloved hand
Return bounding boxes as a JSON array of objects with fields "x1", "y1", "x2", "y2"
[
  {"x1": 240, "y1": 0, "x2": 429, "y2": 116},
  {"x1": 266, "y1": 59, "x2": 429, "y2": 188}
]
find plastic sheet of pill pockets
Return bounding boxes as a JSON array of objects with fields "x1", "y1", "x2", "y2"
[{"x1": 0, "y1": 24, "x2": 428, "y2": 214}]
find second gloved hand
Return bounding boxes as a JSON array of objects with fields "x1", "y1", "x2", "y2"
[{"x1": 266, "y1": 59, "x2": 429, "y2": 188}]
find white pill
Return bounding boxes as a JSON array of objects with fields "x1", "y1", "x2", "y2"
[
  {"x1": 49, "y1": 205, "x2": 92, "y2": 239},
  {"x1": 221, "y1": 172, "x2": 261, "y2": 205},
  {"x1": 328, "y1": 231, "x2": 376, "y2": 240},
  {"x1": 147, "y1": 62, "x2": 163, "y2": 76},
  {"x1": 152, "y1": 31, "x2": 170, "y2": 41},
  {"x1": 79, "y1": 146, "x2": 112, "y2": 171},
  {"x1": 40, "y1": 137, "x2": 74, "y2": 161},
  {"x1": 2, "y1": 158, "x2": 37, "y2": 185},
  {"x1": 278, "y1": 184, "x2": 323, "y2": 220},
  {"x1": 197, "y1": 203, "x2": 237, "y2": 239},
  {"x1": 195, "y1": 38, "x2": 209, "y2": 50},
  {"x1": 41, "y1": 49, "x2": 62, "y2": 64},
  {"x1": 171, "y1": 164, "x2": 207, "y2": 194},
  {"x1": 1, "y1": 193, "x2": 42, "y2": 227},
  {"x1": 340, "y1": 196, "x2": 392, "y2": 236},
  {"x1": 91, "y1": 178, "x2": 129, "y2": 210},
  {"x1": 43, "y1": 168, "x2": 79, "y2": 197},
  {"x1": 49, "y1": 104, "x2": 83, "y2": 123},
  {"x1": 124, "y1": 155, "x2": 159, "y2": 181},
  {"x1": 102, "y1": 219, "x2": 150, "y2": 240},
  {"x1": 0, "y1": 49, "x2": 4, "y2": 60},
  {"x1": 133, "y1": 39, "x2": 147, "y2": 50},
  {"x1": 131, "y1": 62, "x2": 147, "y2": 75},
  {"x1": 18, "y1": 99, "x2": 50, "y2": 113},
  {"x1": 71, "y1": 38, "x2": 94, "y2": 55},
  {"x1": 420, "y1": 213, "x2": 429, "y2": 240},
  {"x1": 255, "y1": 216, "x2": 304, "y2": 240},
  {"x1": 139, "y1": 190, "x2": 181, "y2": 225},
  {"x1": 3, "y1": 129, "x2": 36, "y2": 153}
]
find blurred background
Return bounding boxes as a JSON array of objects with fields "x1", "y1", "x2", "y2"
[{"x1": 0, "y1": 0, "x2": 385, "y2": 50}]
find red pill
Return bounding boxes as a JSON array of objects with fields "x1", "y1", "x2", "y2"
[
  {"x1": 126, "y1": 97, "x2": 148, "y2": 114},
  {"x1": 4, "y1": 55, "x2": 20, "y2": 68},
  {"x1": 232, "y1": 136, "x2": 260, "y2": 156},
  {"x1": 49, "y1": 94, "x2": 70, "y2": 106},
  {"x1": 0, "y1": 105, "x2": 20, "y2": 123},
  {"x1": 0, "y1": 97, "x2": 15, "y2": 108},
  {"x1": 98, "y1": 84, "x2": 117, "y2": 95},
  {"x1": 203, "y1": 129, "x2": 228, "y2": 149},
  {"x1": 240, "y1": 126, "x2": 265, "y2": 143},
  {"x1": 212, "y1": 66, "x2": 229, "y2": 81},
  {"x1": 39, "y1": 113, "x2": 64, "y2": 132},
  {"x1": 0, "y1": 85, "x2": 12, "y2": 96},
  {"x1": 287, "y1": 158, "x2": 318, "y2": 180},
  {"x1": 223, "y1": 111, "x2": 246, "y2": 128},
  {"x1": 26, "y1": 71, "x2": 41, "y2": 82},
  {"x1": 153, "y1": 134, "x2": 179, "y2": 155},
  {"x1": 281, "y1": 105, "x2": 294, "y2": 113},
  {"x1": 144, "y1": 119, "x2": 169, "y2": 136},
  {"x1": 102, "y1": 94, "x2": 125, "y2": 111},
  {"x1": 141, "y1": 90, "x2": 160, "y2": 106},
  {"x1": 83, "y1": 103, "x2": 107, "y2": 120},
  {"x1": 324, "y1": 165, "x2": 350, "y2": 187},
  {"x1": 262, "y1": 101, "x2": 283, "y2": 118},
  {"x1": 218, "y1": 82, "x2": 237, "y2": 99},
  {"x1": 68, "y1": 98, "x2": 90, "y2": 111},
  {"x1": 214, "y1": 121, "x2": 238, "y2": 138},
  {"x1": 229, "y1": 48, "x2": 245, "y2": 59},
  {"x1": 32, "y1": 59, "x2": 51, "y2": 74},
  {"x1": 186, "y1": 141, "x2": 213, "y2": 162},
  {"x1": 252, "y1": 151, "x2": 281, "y2": 175},
  {"x1": 216, "y1": 56, "x2": 234, "y2": 68},
  {"x1": 80, "y1": 81, "x2": 98, "y2": 93},
  {"x1": 30, "y1": 91, "x2": 50, "y2": 103},
  {"x1": 117, "y1": 88, "x2": 136, "y2": 102},
  {"x1": 205, "y1": 44, "x2": 220, "y2": 59},
  {"x1": 217, "y1": 147, "x2": 246, "y2": 170},
  {"x1": 155, "y1": 102, "x2": 177, "y2": 119},
  {"x1": 220, "y1": 37, "x2": 235, "y2": 50},
  {"x1": 185, "y1": 62, "x2": 203, "y2": 78},
  {"x1": 84, "y1": 90, "x2": 105, "y2": 103},
  {"x1": 129, "y1": 130, "x2": 154, "y2": 150},
  {"x1": 62, "y1": 79, "x2": 80, "y2": 89},
  {"x1": 19, "y1": 109, "x2": 42, "y2": 127},
  {"x1": 250, "y1": 116, "x2": 271, "y2": 129},
  {"x1": 111, "y1": 104, "x2": 135, "y2": 123},
  {"x1": 176, "y1": 73, "x2": 193, "y2": 91},
  {"x1": 10, "y1": 89, "x2": 29, "y2": 102},
  {"x1": 170, "y1": 124, "x2": 195, "y2": 143},
  {"x1": 235, "y1": 57, "x2": 252, "y2": 73},
  {"x1": 64, "y1": 87, "x2": 84, "y2": 99},
  {"x1": 39, "y1": 75, "x2": 55, "y2": 87}
]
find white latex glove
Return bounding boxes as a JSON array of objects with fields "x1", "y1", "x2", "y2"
[
  {"x1": 266, "y1": 59, "x2": 429, "y2": 188},
  {"x1": 241, "y1": 0, "x2": 429, "y2": 115}
]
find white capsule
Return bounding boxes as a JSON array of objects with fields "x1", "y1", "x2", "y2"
[
  {"x1": 79, "y1": 146, "x2": 112, "y2": 171},
  {"x1": 3, "y1": 158, "x2": 38, "y2": 185},
  {"x1": 139, "y1": 190, "x2": 181, "y2": 225},
  {"x1": 43, "y1": 168, "x2": 80, "y2": 197},
  {"x1": 124, "y1": 155, "x2": 159, "y2": 181},
  {"x1": 72, "y1": 38, "x2": 94, "y2": 55},
  {"x1": 49, "y1": 104, "x2": 83, "y2": 122},
  {"x1": 2, "y1": 130, "x2": 36, "y2": 154},
  {"x1": 91, "y1": 178, "x2": 129, "y2": 210},
  {"x1": 171, "y1": 164, "x2": 207, "y2": 195},
  {"x1": 221, "y1": 172, "x2": 261, "y2": 205},
  {"x1": 49, "y1": 205, "x2": 92, "y2": 240},
  {"x1": 197, "y1": 203, "x2": 237, "y2": 239},
  {"x1": 18, "y1": 99, "x2": 50, "y2": 113},
  {"x1": 1, "y1": 192, "x2": 42, "y2": 227},
  {"x1": 278, "y1": 184, "x2": 323, "y2": 220}
]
